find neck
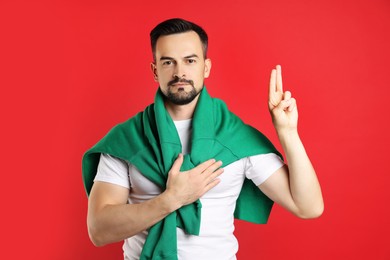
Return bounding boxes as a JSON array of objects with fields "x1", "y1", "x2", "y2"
[{"x1": 164, "y1": 95, "x2": 199, "y2": 121}]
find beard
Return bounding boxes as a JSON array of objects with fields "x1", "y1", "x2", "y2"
[{"x1": 163, "y1": 78, "x2": 202, "y2": 105}]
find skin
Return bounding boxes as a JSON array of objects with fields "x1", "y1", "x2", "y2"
[
  {"x1": 258, "y1": 65, "x2": 324, "y2": 219},
  {"x1": 150, "y1": 31, "x2": 211, "y2": 120},
  {"x1": 87, "y1": 31, "x2": 323, "y2": 247}
]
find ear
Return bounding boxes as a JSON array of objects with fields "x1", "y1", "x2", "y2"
[
  {"x1": 204, "y1": 58, "x2": 212, "y2": 79},
  {"x1": 150, "y1": 62, "x2": 158, "y2": 82}
]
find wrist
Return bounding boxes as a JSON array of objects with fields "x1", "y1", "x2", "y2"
[
  {"x1": 276, "y1": 126, "x2": 298, "y2": 138},
  {"x1": 160, "y1": 190, "x2": 182, "y2": 213},
  {"x1": 276, "y1": 128, "x2": 301, "y2": 146}
]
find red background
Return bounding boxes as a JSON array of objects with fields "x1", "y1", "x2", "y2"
[{"x1": 1, "y1": 0, "x2": 389, "y2": 259}]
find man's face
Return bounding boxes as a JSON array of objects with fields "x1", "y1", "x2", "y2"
[{"x1": 151, "y1": 31, "x2": 211, "y2": 105}]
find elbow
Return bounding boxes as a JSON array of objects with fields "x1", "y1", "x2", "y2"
[
  {"x1": 87, "y1": 218, "x2": 110, "y2": 247},
  {"x1": 88, "y1": 225, "x2": 107, "y2": 247},
  {"x1": 299, "y1": 208, "x2": 324, "y2": 219},
  {"x1": 296, "y1": 202, "x2": 324, "y2": 219}
]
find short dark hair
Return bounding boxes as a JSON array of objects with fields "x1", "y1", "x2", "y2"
[{"x1": 150, "y1": 18, "x2": 208, "y2": 61}]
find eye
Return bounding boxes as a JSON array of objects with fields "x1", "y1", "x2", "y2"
[
  {"x1": 162, "y1": 60, "x2": 173, "y2": 66},
  {"x1": 187, "y1": 59, "x2": 196, "y2": 64}
]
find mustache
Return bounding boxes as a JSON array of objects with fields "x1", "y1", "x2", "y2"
[{"x1": 168, "y1": 78, "x2": 194, "y2": 87}]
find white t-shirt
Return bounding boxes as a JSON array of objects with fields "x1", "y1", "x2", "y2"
[{"x1": 95, "y1": 119, "x2": 284, "y2": 260}]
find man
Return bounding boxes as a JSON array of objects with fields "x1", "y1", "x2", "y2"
[{"x1": 82, "y1": 18, "x2": 323, "y2": 260}]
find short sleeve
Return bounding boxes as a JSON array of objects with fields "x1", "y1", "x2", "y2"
[
  {"x1": 94, "y1": 153, "x2": 131, "y2": 189},
  {"x1": 245, "y1": 153, "x2": 285, "y2": 186}
]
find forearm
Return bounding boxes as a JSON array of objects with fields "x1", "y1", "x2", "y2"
[
  {"x1": 88, "y1": 190, "x2": 180, "y2": 246},
  {"x1": 277, "y1": 129, "x2": 323, "y2": 218},
  {"x1": 87, "y1": 155, "x2": 223, "y2": 247}
]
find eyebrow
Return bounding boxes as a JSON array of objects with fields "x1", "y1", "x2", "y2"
[
  {"x1": 159, "y1": 54, "x2": 199, "y2": 61},
  {"x1": 159, "y1": 56, "x2": 174, "y2": 61},
  {"x1": 184, "y1": 54, "x2": 199, "y2": 59}
]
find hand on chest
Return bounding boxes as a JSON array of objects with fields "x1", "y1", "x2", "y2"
[{"x1": 129, "y1": 159, "x2": 247, "y2": 200}]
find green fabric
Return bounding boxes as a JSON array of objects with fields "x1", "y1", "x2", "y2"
[{"x1": 82, "y1": 87, "x2": 281, "y2": 260}]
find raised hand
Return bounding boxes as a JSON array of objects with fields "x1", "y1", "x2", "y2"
[
  {"x1": 268, "y1": 65, "x2": 298, "y2": 132},
  {"x1": 165, "y1": 154, "x2": 224, "y2": 208}
]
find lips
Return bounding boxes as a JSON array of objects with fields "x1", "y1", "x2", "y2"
[{"x1": 171, "y1": 83, "x2": 189, "y2": 87}]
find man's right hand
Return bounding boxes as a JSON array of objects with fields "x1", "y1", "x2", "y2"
[
  {"x1": 164, "y1": 154, "x2": 224, "y2": 209},
  {"x1": 88, "y1": 154, "x2": 223, "y2": 246}
]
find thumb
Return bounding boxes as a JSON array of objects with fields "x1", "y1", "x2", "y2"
[
  {"x1": 170, "y1": 153, "x2": 184, "y2": 174},
  {"x1": 276, "y1": 98, "x2": 292, "y2": 112}
]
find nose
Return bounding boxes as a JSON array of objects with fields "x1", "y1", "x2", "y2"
[
  {"x1": 173, "y1": 73, "x2": 186, "y2": 79},
  {"x1": 173, "y1": 64, "x2": 186, "y2": 79}
]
